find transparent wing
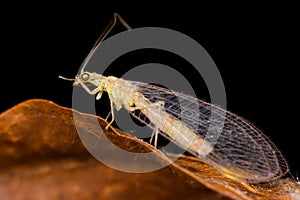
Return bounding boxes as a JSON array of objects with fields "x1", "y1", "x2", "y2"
[{"x1": 129, "y1": 81, "x2": 288, "y2": 183}]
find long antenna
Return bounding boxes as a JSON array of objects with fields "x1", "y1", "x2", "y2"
[
  {"x1": 80, "y1": 13, "x2": 132, "y2": 73},
  {"x1": 58, "y1": 75, "x2": 75, "y2": 81}
]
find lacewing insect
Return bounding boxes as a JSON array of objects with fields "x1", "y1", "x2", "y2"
[{"x1": 59, "y1": 13, "x2": 289, "y2": 183}]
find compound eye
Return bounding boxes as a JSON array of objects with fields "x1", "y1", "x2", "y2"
[{"x1": 81, "y1": 73, "x2": 89, "y2": 81}]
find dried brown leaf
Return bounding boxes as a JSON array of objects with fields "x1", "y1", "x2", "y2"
[{"x1": 0, "y1": 99, "x2": 299, "y2": 200}]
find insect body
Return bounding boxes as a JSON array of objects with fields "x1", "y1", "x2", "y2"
[
  {"x1": 59, "y1": 13, "x2": 289, "y2": 183},
  {"x1": 69, "y1": 72, "x2": 213, "y2": 155},
  {"x1": 60, "y1": 70, "x2": 288, "y2": 183}
]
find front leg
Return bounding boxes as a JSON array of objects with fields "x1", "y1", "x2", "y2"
[{"x1": 79, "y1": 82, "x2": 100, "y2": 95}]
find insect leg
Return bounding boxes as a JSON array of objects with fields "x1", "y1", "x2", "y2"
[
  {"x1": 79, "y1": 82, "x2": 100, "y2": 95},
  {"x1": 105, "y1": 99, "x2": 115, "y2": 129},
  {"x1": 105, "y1": 110, "x2": 112, "y2": 121},
  {"x1": 149, "y1": 101, "x2": 165, "y2": 148},
  {"x1": 149, "y1": 126, "x2": 159, "y2": 148}
]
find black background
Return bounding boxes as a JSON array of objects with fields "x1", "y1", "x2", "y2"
[{"x1": 1, "y1": 2, "x2": 299, "y2": 177}]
